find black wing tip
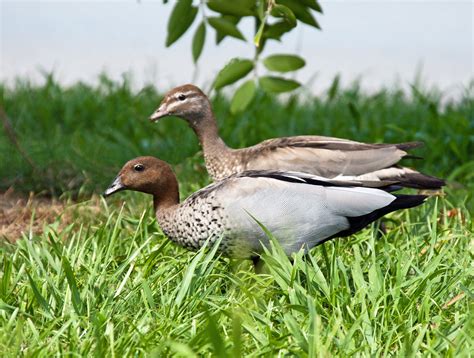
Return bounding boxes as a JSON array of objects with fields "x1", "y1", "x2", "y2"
[
  {"x1": 327, "y1": 193, "x2": 428, "y2": 240},
  {"x1": 396, "y1": 141, "x2": 424, "y2": 151},
  {"x1": 403, "y1": 154, "x2": 424, "y2": 160},
  {"x1": 391, "y1": 193, "x2": 428, "y2": 209},
  {"x1": 397, "y1": 173, "x2": 446, "y2": 190}
]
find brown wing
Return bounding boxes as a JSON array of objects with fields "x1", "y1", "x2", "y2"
[{"x1": 239, "y1": 135, "x2": 423, "y2": 178}]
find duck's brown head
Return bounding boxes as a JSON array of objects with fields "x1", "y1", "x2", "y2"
[
  {"x1": 104, "y1": 156, "x2": 179, "y2": 209},
  {"x1": 149, "y1": 84, "x2": 212, "y2": 125}
]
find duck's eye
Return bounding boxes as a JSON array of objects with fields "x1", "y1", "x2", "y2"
[
  {"x1": 177, "y1": 94, "x2": 186, "y2": 101},
  {"x1": 134, "y1": 164, "x2": 145, "y2": 172}
]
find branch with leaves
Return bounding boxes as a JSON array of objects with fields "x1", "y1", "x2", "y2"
[{"x1": 163, "y1": 0, "x2": 322, "y2": 113}]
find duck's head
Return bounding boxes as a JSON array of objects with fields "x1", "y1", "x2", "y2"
[
  {"x1": 104, "y1": 156, "x2": 179, "y2": 208},
  {"x1": 149, "y1": 84, "x2": 212, "y2": 125}
]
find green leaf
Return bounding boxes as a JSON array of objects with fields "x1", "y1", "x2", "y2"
[
  {"x1": 263, "y1": 21, "x2": 294, "y2": 40},
  {"x1": 278, "y1": 0, "x2": 321, "y2": 29},
  {"x1": 257, "y1": 0, "x2": 265, "y2": 19},
  {"x1": 254, "y1": 20, "x2": 266, "y2": 47},
  {"x1": 263, "y1": 54, "x2": 305, "y2": 72},
  {"x1": 215, "y1": 16, "x2": 241, "y2": 44},
  {"x1": 241, "y1": 0, "x2": 256, "y2": 7},
  {"x1": 270, "y1": 4, "x2": 296, "y2": 27},
  {"x1": 166, "y1": 0, "x2": 198, "y2": 47},
  {"x1": 208, "y1": 17, "x2": 246, "y2": 41},
  {"x1": 192, "y1": 22, "x2": 206, "y2": 63},
  {"x1": 301, "y1": 0, "x2": 323, "y2": 13},
  {"x1": 213, "y1": 58, "x2": 254, "y2": 90},
  {"x1": 231, "y1": 80, "x2": 256, "y2": 114},
  {"x1": 207, "y1": 0, "x2": 254, "y2": 16},
  {"x1": 259, "y1": 76, "x2": 300, "y2": 93}
]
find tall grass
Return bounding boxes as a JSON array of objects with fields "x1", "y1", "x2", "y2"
[{"x1": 0, "y1": 196, "x2": 472, "y2": 355}]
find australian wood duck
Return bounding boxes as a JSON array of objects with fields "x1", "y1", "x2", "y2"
[
  {"x1": 149, "y1": 84, "x2": 444, "y2": 189},
  {"x1": 104, "y1": 156, "x2": 426, "y2": 263}
]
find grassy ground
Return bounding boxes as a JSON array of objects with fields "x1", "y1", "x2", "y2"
[{"x1": 0, "y1": 75, "x2": 473, "y2": 355}]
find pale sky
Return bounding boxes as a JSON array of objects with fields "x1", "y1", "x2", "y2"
[{"x1": 1, "y1": 1, "x2": 473, "y2": 97}]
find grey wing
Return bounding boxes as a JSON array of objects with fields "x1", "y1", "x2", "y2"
[
  {"x1": 214, "y1": 176, "x2": 396, "y2": 257},
  {"x1": 243, "y1": 136, "x2": 421, "y2": 177}
]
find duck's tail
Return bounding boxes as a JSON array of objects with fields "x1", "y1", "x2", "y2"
[
  {"x1": 376, "y1": 167, "x2": 445, "y2": 190},
  {"x1": 319, "y1": 194, "x2": 427, "y2": 244},
  {"x1": 342, "y1": 194, "x2": 427, "y2": 237},
  {"x1": 353, "y1": 166, "x2": 445, "y2": 190}
]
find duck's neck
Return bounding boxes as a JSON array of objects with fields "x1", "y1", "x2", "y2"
[
  {"x1": 189, "y1": 109, "x2": 229, "y2": 155},
  {"x1": 152, "y1": 178, "x2": 180, "y2": 216}
]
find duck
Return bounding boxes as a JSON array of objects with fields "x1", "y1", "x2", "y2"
[
  {"x1": 104, "y1": 156, "x2": 427, "y2": 265},
  {"x1": 149, "y1": 84, "x2": 444, "y2": 189}
]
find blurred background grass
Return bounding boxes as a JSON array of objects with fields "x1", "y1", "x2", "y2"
[{"x1": 1, "y1": 74, "x2": 473, "y2": 206}]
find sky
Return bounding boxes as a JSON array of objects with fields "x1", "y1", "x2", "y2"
[{"x1": 1, "y1": 1, "x2": 473, "y2": 97}]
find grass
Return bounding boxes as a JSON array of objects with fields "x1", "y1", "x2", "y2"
[
  {"x1": 0, "y1": 197, "x2": 472, "y2": 355},
  {"x1": 0, "y1": 74, "x2": 473, "y2": 355}
]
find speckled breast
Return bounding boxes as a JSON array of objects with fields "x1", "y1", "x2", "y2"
[{"x1": 157, "y1": 193, "x2": 239, "y2": 256}]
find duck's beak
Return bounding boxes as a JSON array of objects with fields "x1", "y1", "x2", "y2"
[
  {"x1": 149, "y1": 105, "x2": 168, "y2": 122},
  {"x1": 103, "y1": 176, "x2": 126, "y2": 197}
]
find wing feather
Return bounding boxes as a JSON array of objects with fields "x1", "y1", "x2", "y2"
[
  {"x1": 214, "y1": 175, "x2": 396, "y2": 256},
  {"x1": 241, "y1": 135, "x2": 417, "y2": 177}
]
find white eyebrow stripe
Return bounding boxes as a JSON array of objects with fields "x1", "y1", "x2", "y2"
[{"x1": 166, "y1": 94, "x2": 199, "y2": 112}]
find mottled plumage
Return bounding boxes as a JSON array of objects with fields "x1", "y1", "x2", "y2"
[
  {"x1": 104, "y1": 157, "x2": 427, "y2": 260},
  {"x1": 149, "y1": 84, "x2": 444, "y2": 189}
]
